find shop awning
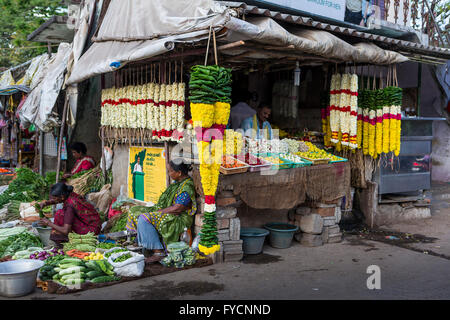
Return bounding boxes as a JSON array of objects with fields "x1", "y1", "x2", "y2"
[
  {"x1": 65, "y1": 0, "x2": 416, "y2": 85},
  {"x1": 221, "y1": 16, "x2": 408, "y2": 65},
  {"x1": 220, "y1": 1, "x2": 450, "y2": 64},
  {"x1": 65, "y1": 0, "x2": 233, "y2": 85}
]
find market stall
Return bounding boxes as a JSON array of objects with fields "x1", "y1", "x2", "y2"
[{"x1": 3, "y1": 0, "x2": 448, "y2": 298}]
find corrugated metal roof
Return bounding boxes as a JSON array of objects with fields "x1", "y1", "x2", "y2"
[{"x1": 219, "y1": 1, "x2": 450, "y2": 60}]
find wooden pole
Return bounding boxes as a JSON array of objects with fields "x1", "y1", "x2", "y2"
[
  {"x1": 56, "y1": 96, "x2": 69, "y2": 182},
  {"x1": 164, "y1": 141, "x2": 170, "y2": 187}
]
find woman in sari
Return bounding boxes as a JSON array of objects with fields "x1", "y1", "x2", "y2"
[
  {"x1": 37, "y1": 183, "x2": 102, "y2": 248},
  {"x1": 126, "y1": 160, "x2": 197, "y2": 263},
  {"x1": 63, "y1": 142, "x2": 95, "y2": 179}
]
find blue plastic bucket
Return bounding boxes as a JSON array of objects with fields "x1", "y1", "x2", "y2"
[
  {"x1": 240, "y1": 228, "x2": 270, "y2": 254},
  {"x1": 264, "y1": 223, "x2": 299, "y2": 249}
]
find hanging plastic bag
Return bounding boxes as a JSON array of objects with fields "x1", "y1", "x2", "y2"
[{"x1": 100, "y1": 146, "x2": 113, "y2": 171}]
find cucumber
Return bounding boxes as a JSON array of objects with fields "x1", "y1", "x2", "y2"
[
  {"x1": 90, "y1": 275, "x2": 121, "y2": 283},
  {"x1": 59, "y1": 261, "x2": 85, "y2": 268},
  {"x1": 86, "y1": 270, "x2": 104, "y2": 279},
  {"x1": 60, "y1": 258, "x2": 83, "y2": 264},
  {"x1": 64, "y1": 278, "x2": 85, "y2": 285},
  {"x1": 61, "y1": 273, "x2": 86, "y2": 281},
  {"x1": 59, "y1": 266, "x2": 86, "y2": 276},
  {"x1": 85, "y1": 261, "x2": 101, "y2": 272}
]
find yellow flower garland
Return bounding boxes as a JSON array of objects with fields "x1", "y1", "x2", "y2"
[
  {"x1": 394, "y1": 106, "x2": 401, "y2": 156},
  {"x1": 357, "y1": 108, "x2": 363, "y2": 149},
  {"x1": 382, "y1": 106, "x2": 390, "y2": 154},
  {"x1": 191, "y1": 103, "x2": 215, "y2": 128},
  {"x1": 389, "y1": 105, "x2": 397, "y2": 152},
  {"x1": 214, "y1": 102, "x2": 231, "y2": 125},
  {"x1": 376, "y1": 109, "x2": 383, "y2": 155},
  {"x1": 198, "y1": 244, "x2": 221, "y2": 256},
  {"x1": 368, "y1": 110, "x2": 376, "y2": 158}
]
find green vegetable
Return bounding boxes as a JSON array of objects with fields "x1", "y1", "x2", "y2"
[
  {"x1": 61, "y1": 273, "x2": 86, "y2": 281},
  {"x1": 0, "y1": 168, "x2": 53, "y2": 209},
  {"x1": 96, "y1": 242, "x2": 118, "y2": 250},
  {"x1": 59, "y1": 258, "x2": 83, "y2": 264},
  {"x1": 86, "y1": 270, "x2": 104, "y2": 279},
  {"x1": 90, "y1": 275, "x2": 121, "y2": 283},
  {"x1": 59, "y1": 262, "x2": 85, "y2": 269},
  {"x1": 52, "y1": 273, "x2": 61, "y2": 280},
  {"x1": 113, "y1": 253, "x2": 132, "y2": 263},
  {"x1": 59, "y1": 266, "x2": 86, "y2": 276},
  {"x1": 64, "y1": 278, "x2": 85, "y2": 285},
  {"x1": 0, "y1": 231, "x2": 42, "y2": 258}
]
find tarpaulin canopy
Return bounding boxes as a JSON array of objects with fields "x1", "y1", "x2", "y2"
[
  {"x1": 222, "y1": 16, "x2": 408, "y2": 64},
  {"x1": 18, "y1": 43, "x2": 72, "y2": 132},
  {"x1": 65, "y1": 0, "x2": 232, "y2": 85},
  {"x1": 66, "y1": 0, "x2": 408, "y2": 85}
]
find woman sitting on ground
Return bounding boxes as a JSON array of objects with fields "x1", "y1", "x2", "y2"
[{"x1": 126, "y1": 160, "x2": 197, "y2": 263}]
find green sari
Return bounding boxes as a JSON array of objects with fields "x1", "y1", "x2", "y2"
[{"x1": 126, "y1": 177, "x2": 197, "y2": 246}]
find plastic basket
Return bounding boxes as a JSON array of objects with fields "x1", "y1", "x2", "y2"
[
  {"x1": 254, "y1": 153, "x2": 293, "y2": 170},
  {"x1": 235, "y1": 153, "x2": 272, "y2": 172},
  {"x1": 330, "y1": 156, "x2": 348, "y2": 163},
  {"x1": 279, "y1": 155, "x2": 313, "y2": 168}
]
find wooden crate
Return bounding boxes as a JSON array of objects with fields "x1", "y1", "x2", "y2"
[{"x1": 220, "y1": 157, "x2": 249, "y2": 175}]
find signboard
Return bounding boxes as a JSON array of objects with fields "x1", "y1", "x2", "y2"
[
  {"x1": 243, "y1": 0, "x2": 384, "y2": 28},
  {"x1": 249, "y1": 0, "x2": 346, "y2": 22},
  {"x1": 128, "y1": 146, "x2": 167, "y2": 204}
]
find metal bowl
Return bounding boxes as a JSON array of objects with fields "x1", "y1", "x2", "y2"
[{"x1": 0, "y1": 259, "x2": 44, "y2": 297}]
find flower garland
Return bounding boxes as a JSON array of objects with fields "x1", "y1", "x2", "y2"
[
  {"x1": 339, "y1": 74, "x2": 351, "y2": 147},
  {"x1": 100, "y1": 81, "x2": 186, "y2": 143},
  {"x1": 382, "y1": 105, "x2": 390, "y2": 154},
  {"x1": 368, "y1": 110, "x2": 376, "y2": 158},
  {"x1": 189, "y1": 65, "x2": 232, "y2": 256},
  {"x1": 357, "y1": 107, "x2": 363, "y2": 149},
  {"x1": 348, "y1": 74, "x2": 359, "y2": 149},
  {"x1": 362, "y1": 108, "x2": 370, "y2": 155},
  {"x1": 329, "y1": 73, "x2": 340, "y2": 144}
]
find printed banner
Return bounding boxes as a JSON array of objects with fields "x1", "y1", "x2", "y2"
[{"x1": 128, "y1": 146, "x2": 167, "y2": 203}]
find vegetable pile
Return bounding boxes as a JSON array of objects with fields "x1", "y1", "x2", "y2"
[
  {"x1": 96, "y1": 242, "x2": 118, "y2": 250},
  {"x1": 68, "y1": 167, "x2": 113, "y2": 196},
  {"x1": 47, "y1": 257, "x2": 119, "y2": 286},
  {"x1": 0, "y1": 169, "x2": 57, "y2": 210},
  {"x1": 29, "y1": 248, "x2": 65, "y2": 261},
  {"x1": 12, "y1": 247, "x2": 43, "y2": 260},
  {"x1": 63, "y1": 232, "x2": 97, "y2": 252},
  {"x1": 0, "y1": 231, "x2": 42, "y2": 258}
]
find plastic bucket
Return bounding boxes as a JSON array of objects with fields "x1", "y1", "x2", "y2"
[
  {"x1": 31, "y1": 222, "x2": 52, "y2": 247},
  {"x1": 240, "y1": 228, "x2": 270, "y2": 254},
  {"x1": 264, "y1": 223, "x2": 299, "y2": 249}
]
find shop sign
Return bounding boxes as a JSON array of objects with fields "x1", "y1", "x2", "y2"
[
  {"x1": 250, "y1": 0, "x2": 346, "y2": 21},
  {"x1": 128, "y1": 146, "x2": 167, "y2": 204}
]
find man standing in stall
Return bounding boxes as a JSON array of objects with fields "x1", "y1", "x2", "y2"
[{"x1": 240, "y1": 103, "x2": 273, "y2": 140}]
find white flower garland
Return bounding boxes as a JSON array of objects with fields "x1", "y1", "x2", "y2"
[{"x1": 348, "y1": 74, "x2": 358, "y2": 149}]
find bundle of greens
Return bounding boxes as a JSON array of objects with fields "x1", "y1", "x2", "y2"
[
  {"x1": 189, "y1": 65, "x2": 232, "y2": 104},
  {"x1": 109, "y1": 213, "x2": 128, "y2": 233},
  {"x1": 0, "y1": 231, "x2": 42, "y2": 258},
  {"x1": 0, "y1": 169, "x2": 63, "y2": 210},
  {"x1": 63, "y1": 232, "x2": 98, "y2": 252},
  {"x1": 68, "y1": 167, "x2": 113, "y2": 196}
]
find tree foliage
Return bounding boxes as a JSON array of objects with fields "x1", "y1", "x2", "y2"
[{"x1": 0, "y1": 0, "x2": 65, "y2": 69}]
